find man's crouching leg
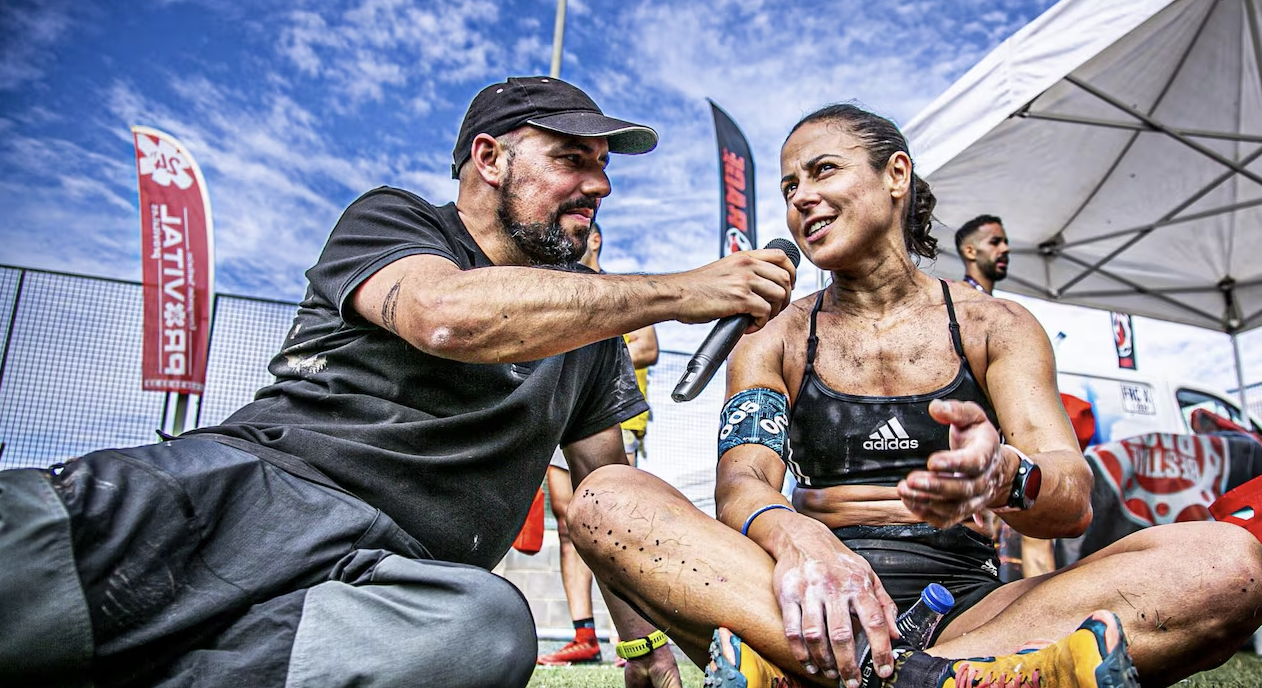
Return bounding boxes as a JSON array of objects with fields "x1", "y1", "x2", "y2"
[
  {"x1": 287, "y1": 550, "x2": 536, "y2": 688},
  {"x1": 0, "y1": 468, "x2": 93, "y2": 688}
]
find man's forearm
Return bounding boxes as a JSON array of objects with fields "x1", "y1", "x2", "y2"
[
  {"x1": 357, "y1": 247, "x2": 795, "y2": 364},
  {"x1": 400, "y1": 268, "x2": 680, "y2": 363}
]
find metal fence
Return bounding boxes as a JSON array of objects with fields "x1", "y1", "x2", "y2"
[
  {"x1": 1231, "y1": 381, "x2": 1262, "y2": 420},
  {"x1": 0, "y1": 265, "x2": 725, "y2": 513}
]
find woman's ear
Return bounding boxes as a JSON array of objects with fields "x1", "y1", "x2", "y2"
[{"x1": 886, "y1": 151, "x2": 913, "y2": 199}]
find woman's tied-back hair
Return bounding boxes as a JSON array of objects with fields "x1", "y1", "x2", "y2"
[{"x1": 789, "y1": 104, "x2": 938, "y2": 259}]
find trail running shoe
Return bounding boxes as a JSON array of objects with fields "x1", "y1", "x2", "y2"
[
  {"x1": 537, "y1": 638, "x2": 602, "y2": 666},
  {"x1": 940, "y1": 610, "x2": 1140, "y2": 688},
  {"x1": 703, "y1": 627, "x2": 804, "y2": 688},
  {"x1": 703, "y1": 610, "x2": 1139, "y2": 688}
]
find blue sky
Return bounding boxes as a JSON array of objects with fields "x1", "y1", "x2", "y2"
[{"x1": 1, "y1": 0, "x2": 1257, "y2": 395}]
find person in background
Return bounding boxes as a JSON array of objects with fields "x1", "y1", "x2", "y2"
[
  {"x1": 954, "y1": 214, "x2": 1009, "y2": 295},
  {"x1": 538, "y1": 222, "x2": 660, "y2": 667}
]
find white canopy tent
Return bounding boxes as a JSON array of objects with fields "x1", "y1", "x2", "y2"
[{"x1": 904, "y1": 0, "x2": 1262, "y2": 408}]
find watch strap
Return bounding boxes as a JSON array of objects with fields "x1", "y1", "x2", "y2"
[
  {"x1": 1005, "y1": 454, "x2": 1040, "y2": 510},
  {"x1": 615, "y1": 630, "x2": 668, "y2": 659}
]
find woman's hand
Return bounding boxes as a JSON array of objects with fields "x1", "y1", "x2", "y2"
[
  {"x1": 771, "y1": 517, "x2": 900, "y2": 688},
  {"x1": 898, "y1": 399, "x2": 1014, "y2": 528}
]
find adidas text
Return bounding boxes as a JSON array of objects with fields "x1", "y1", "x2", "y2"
[{"x1": 863, "y1": 438, "x2": 920, "y2": 451}]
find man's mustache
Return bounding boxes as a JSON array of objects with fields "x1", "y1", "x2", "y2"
[{"x1": 557, "y1": 197, "x2": 598, "y2": 215}]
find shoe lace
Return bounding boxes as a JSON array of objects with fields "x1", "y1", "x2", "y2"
[{"x1": 954, "y1": 662, "x2": 1041, "y2": 688}]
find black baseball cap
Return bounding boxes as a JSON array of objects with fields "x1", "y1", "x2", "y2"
[{"x1": 451, "y1": 76, "x2": 658, "y2": 179}]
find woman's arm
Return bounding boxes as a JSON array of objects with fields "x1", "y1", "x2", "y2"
[
  {"x1": 983, "y1": 300, "x2": 1093, "y2": 537},
  {"x1": 897, "y1": 299, "x2": 1092, "y2": 538},
  {"x1": 717, "y1": 307, "x2": 901, "y2": 686}
]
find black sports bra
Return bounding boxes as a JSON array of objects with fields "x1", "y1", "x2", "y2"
[{"x1": 785, "y1": 280, "x2": 1001, "y2": 488}]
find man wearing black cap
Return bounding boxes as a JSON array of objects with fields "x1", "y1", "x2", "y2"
[{"x1": 0, "y1": 76, "x2": 795, "y2": 688}]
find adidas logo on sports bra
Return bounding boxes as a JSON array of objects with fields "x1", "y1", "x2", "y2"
[{"x1": 863, "y1": 417, "x2": 920, "y2": 451}]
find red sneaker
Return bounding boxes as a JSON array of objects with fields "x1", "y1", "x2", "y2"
[{"x1": 537, "y1": 639, "x2": 602, "y2": 666}]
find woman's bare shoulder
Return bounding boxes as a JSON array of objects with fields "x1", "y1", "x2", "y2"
[
  {"x1": 728, "y1": 291, "x2": 819, "y2": 392},
  {"x1": 942, "y1": 280, "x2": 1041, "y2": 332}
]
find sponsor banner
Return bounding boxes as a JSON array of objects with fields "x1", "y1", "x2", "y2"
[
  {"x1": 133, "y1": 126, "x2": 215, "y2": 393},
  {"x1": 1111, "y1": 311, "x2": 1136, "y2": 370},
  {"x1": 1090, "y1": 433, "x2": 1231, "y2": 527},
  {"x1": 709, "y1": 100, "x2": 756, "y2": 257}
]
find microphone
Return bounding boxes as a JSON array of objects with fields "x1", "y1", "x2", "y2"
[{"x1": 671, "y1": 238, "x2": 801, "y2": 402}]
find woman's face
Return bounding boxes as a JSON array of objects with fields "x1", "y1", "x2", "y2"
[{"x1": 779, "y1": 120, "x2": 907, "y2": 269}]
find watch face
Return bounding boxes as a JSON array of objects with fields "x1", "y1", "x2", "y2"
[{"x1": 1025, "y1": 463, "x2": 1043, "y2": 503}]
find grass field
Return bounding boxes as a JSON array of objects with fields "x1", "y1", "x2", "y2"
[{"x1": 527, "y1": 646, "x2": 1262, "y2": 688}]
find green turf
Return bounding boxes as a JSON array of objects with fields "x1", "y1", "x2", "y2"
[{"x1": 526, "y1": 652, "x2": 1262, "y2": 688}]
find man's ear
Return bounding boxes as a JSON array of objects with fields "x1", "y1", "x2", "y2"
[
  {"x1": 961, "y1": 243, "x2": 977, "y2": 261},
  {"x1": 470, "y1": 133, "x2": 508, "y2": 187}
]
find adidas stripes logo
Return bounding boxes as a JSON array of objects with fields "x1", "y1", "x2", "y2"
[{"x1": 863, "y1": 417, "x2": 920, "y2": 451}]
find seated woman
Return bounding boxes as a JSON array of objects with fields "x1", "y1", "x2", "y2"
[{"x1": 569, "y1": 103, "x2": 1262, "y2": 688}]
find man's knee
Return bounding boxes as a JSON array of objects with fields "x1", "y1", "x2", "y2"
[
  {"x1": 460, "y1": 572, "x2": 537, "y2": 686},
  {"x1": 291, "y1": 557, "x2": 536, "y2": 688}
]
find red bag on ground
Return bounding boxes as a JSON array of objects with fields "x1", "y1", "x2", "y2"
[
  {"x1": 512, "y1": 485, "x2": 546, "y2": 555},
  {"x1": 1211, "y1": 475, "x2": 1262, "y2": 543}
]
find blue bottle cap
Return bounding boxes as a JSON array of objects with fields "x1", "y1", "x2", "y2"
[{"x1": 922, "y1": 583, "x2": 955, "y2": 614}]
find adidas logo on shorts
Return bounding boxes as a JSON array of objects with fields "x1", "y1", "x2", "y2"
[{"x1": 863, "y1": 417, "x2": 920, "y2": 451}]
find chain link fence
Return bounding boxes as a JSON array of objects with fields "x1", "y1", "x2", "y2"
[{"x1": 0, "y1": 265, "x2": 725, "y2": 513}]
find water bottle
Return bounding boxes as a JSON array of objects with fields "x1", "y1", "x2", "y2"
[
  {"x1": 853, "y1": 584, "x2": 955, "y2": 684},
  {"x1": 895, "y1": 583, "x2": 955, "y2": 649}
]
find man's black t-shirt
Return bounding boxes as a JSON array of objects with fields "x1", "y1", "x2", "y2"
[{"x1": 194, "y1": 186, "x2": 647, "y2": 569}]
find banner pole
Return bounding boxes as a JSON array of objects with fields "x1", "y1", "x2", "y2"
[{"x1": 172, "y1": 393, "x2": 189, "y2": 435}]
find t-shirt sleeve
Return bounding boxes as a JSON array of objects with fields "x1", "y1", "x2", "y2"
[
  {"x1": 305, "y1": 187, "x2": 463, "y2": 326},
  {"x1": 562, "y1": 337, "x2": 650, "y2": 445}
]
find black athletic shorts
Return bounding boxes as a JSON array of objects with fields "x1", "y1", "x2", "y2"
[{"x1": 833, "y1": 523, "x2": 1003, "y2": 646}]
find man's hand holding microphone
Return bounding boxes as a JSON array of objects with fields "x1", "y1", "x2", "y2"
[{"x1": 673, "y1": 238, "x2": 801, "y2": 401}]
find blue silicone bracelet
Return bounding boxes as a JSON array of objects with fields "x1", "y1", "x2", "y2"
[{"x1": 741, "y1": 504, "x2": 794, "y2": 536}]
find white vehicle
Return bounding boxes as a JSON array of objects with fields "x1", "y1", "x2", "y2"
[{"x1": 1056, "y1": 366, "x2": 1261, "y2": 445}]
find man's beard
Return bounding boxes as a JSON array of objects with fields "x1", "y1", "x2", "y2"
[
  {"x1": 496, "y1": 170, "x2": 595, "y2": 266},
  {"x1": 981, "y1": 258, "x2": 1008, "y2": 282}
]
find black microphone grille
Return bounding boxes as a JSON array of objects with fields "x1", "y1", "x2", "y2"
[{"x1": 764, "y1": 238, "x2": 801, "y2": 268}]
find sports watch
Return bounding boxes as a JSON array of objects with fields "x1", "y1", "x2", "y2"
[
  {"x1": 1005, "y1": 454, "x2": 1042, "y2": 510},
  {"x1": 615, "y1": 630, "x2": 669, "y2": 660}
]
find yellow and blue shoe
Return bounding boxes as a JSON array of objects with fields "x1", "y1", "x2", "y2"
[
  {"x1": 703, "y1": 610, "x2": 1138, "y2": 688},
  {"x1": 703, "y1": 627, "x2": 805, "y2": 688},
  {"x1": 939, "y1": 611, "x2": 1139, "y2": 688}
]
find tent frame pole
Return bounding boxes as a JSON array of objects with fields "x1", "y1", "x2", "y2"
[
  {"x1": 1233, "y1": 332, "x2": 1250, "y2": 417},
  {"x1": 1065, "y1": 75, "x2": 1262, "y2": 188},
  {"x1": 1019, "y1": 111, "x2": 1262, "y2": 143}
]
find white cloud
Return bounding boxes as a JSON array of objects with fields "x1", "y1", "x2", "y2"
[
  {"x1": 275, "y1": 0, "x2": 513, "y2": 110},
  {"x1": 0, "y1": 0, "x2": 79, "y2": 91}
]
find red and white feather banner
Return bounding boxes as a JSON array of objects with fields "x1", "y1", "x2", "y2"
[{"x1": 132, "y1": 126, "x2": 214, "y2": 393}]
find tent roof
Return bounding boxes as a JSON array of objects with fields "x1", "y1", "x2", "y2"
[{"x1": 904, "y1": 0, "x2": 1262, "y2": 333}]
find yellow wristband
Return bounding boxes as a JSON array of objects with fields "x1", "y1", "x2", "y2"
[{"x1": 615, "y1": 630, "x2": 669, "y2": 660}]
